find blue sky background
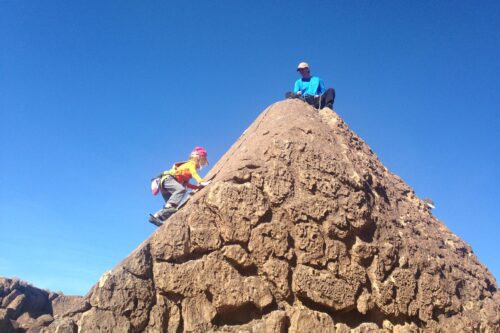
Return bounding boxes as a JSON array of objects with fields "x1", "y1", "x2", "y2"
[{"x1": 1, "y1": 1, "x2": 498, "y2": 295}]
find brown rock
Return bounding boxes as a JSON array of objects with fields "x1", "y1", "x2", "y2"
[
  {"x1": 1, "y1": 289, "x2": 21, "y2": 308},
  {"x1": 357, "y1": 288, "x2": 373, "y2": 315},
  {"x1": 6, "y1": 293, "x2": 26, "y2": 318},
  {"x1": 26, "y1": 314, "x2": 54, "y2": 333},
  {"x1": 205, "y1": 181, "x2": 269, "y2": 243},
  {"x1": 187, "y1": 205, "x2": 222, "y2": 254},
  {"x1": 78, "y1": 308, "x2": 131, "y2": 332},
  {"x1": 51, "y1": 295, "x2": 88, "y2": 318},
  {"x1": 261, "y1": 258, "x2": 291, "y2": 301},
  {"x1": 118, "y1": 242, "x2": 153, "y2": 279},
  {"x1": 42, "y1": 318, "x2": 78, "y2": 333},
  {"x1": 144, "y1": 294, "x2": 179, "y2": 333},
  {"x1": 143, "y1": 294, "x2": 168, "y2": 332},
  {"x1": 15, "y1": 312, "x2": 36, "y2": 330},
  {"x1": 153, "y1": 253, "x2": 273, "y2": 314},
  {"x1": 335, "y1": 323, "x2": 351, "y2": 333},
  {"x1": 260, "y1": 310, "x2": 287, "y2": 333},
  {"x1": 291, "y1": 222, "x2": 325, "y2": 266},
  {"x1": 248, "y1": 222, "x2": 289, "y2": 264},
  {"x1": 352, "y1": 237, "x2": 376, "y2": 266},
  {"x1": 292, "y1": 264, "x2": 361, "y2": 311},
  {"x1": 351, "y1": 322, "x2": 381, "y2": 332},
  {"x1": 5, "y1": 100, "x2": 500, "y2": 332},
  {"x1": 181, "y1": 294, "x2": 217, "y2": 332},
  {"x1": 393, "y1": 322, "x2": 420, "y2": 333},
  {"x1": 221, "y1": 244, "x2": 254, "y2": 270},
  {"x1": 288, "y1": 307, "x2": 335, "y2": 333},
  {"x1": 89, "y1": 267, "x2": 154, "y2": 332},
  {"x1": 150, "y1": 218, "x2": 190, "y2": 261},
  {"x1": 166, "y1": 300, "x2": 181, "y2": 333},
  {"x1": 0, "y1": 308, "x2": 17, "y2": 333},
  {"x1": 208, "y1": 310, "x2": 287, "y2": 333}
]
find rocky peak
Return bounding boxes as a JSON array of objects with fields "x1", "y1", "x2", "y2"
[{"x1": 7, "y1": 99, "x2": 499, "y2": 332}]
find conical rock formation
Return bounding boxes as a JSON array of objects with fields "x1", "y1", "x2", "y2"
[{"x1": 40, "y1": 100, "x2": 498, "y2": 332}]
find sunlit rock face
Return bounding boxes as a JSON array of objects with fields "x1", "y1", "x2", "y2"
[{"x1": 7, "y1": 100, "x2": 498, "y2": 332}]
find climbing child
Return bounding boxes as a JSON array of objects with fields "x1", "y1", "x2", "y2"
[{"x1": 149, "y1": 147, "x2": 211, "y2": 226}]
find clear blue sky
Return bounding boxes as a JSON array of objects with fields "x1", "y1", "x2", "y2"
[{"x1": 1, "y1": 1, "x2": 498, "y2": 295}]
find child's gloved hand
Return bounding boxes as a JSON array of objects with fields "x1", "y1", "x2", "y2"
[{"x1": 200, "y1": 181, "x2": 211, "y2": 187}]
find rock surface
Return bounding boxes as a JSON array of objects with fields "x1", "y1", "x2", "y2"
[
  {"x1": 0, "y1": 277, "x2": 84, "y2": 333},
  {"x1": 4, "y1": 100, "x2": 499, "y2": 332}
]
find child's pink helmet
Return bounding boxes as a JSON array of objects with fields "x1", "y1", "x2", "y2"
[{"x1": 190, "y1": 146, "x2": 209, "y2": 164}]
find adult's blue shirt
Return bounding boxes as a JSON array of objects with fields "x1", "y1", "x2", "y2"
[{"x1": 293, "y1": 76, "x2": 326, "y2": 96}]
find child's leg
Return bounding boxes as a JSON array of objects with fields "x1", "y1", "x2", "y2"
[
  {"x1": 162, "y1": 176, "x2": 187, "y2": 208},
  {"x1": 160, "y1": 186, "x2": 172, "y2": 205},
  {"x1": 151, "y1": 179, "x2": 174, "y2": 220}
]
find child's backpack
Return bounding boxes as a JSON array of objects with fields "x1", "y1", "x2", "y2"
[
  {"x1": 150, "y1": 161, "x2": 187, "y2": 196},
  {"x1": 151, "y1": 177, "x2": 160, "y2": 196}
]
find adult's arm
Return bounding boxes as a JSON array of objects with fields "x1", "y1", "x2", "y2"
[{"x1": 293, "y1": 79, "x2": 301, "y2": 94}]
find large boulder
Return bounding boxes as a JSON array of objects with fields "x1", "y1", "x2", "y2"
[{"x1": 10, "y1": 100, "x2": 500, "y2": 332}]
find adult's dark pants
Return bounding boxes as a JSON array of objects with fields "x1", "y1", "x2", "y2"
[
  {"x1": 305, "y1": 88, "x2": 335, "y2": 109},
  {"x1": 286, "y1": 88, "x2": 335, "y2": 109}
]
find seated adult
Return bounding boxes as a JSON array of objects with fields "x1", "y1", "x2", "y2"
[{"x1": 286, "y1": 62, "x2": 335, "y2": 109}]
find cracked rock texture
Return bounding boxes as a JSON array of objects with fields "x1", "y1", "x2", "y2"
[
  {"x1": 4, "y1": 100, "x2": 499, "y2": 332},
  {"x1": 0, "y1": 277, "x2": 85, "y2": 333}
]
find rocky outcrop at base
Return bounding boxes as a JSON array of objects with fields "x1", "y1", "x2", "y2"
[
  {"x1": 8, "y1": 100, "x2": 500, "y2": 332},
  {"x1": 0, "y1": 277, "x2": 85, "y2": 333}
]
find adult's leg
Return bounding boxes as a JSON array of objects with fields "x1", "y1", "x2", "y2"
[
  {"x1": 321, "y1": 88, "x2": 335, "y2": 109},
  {"x1": 304, "y1": 95, "x2": 318, "y2": 108}
]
